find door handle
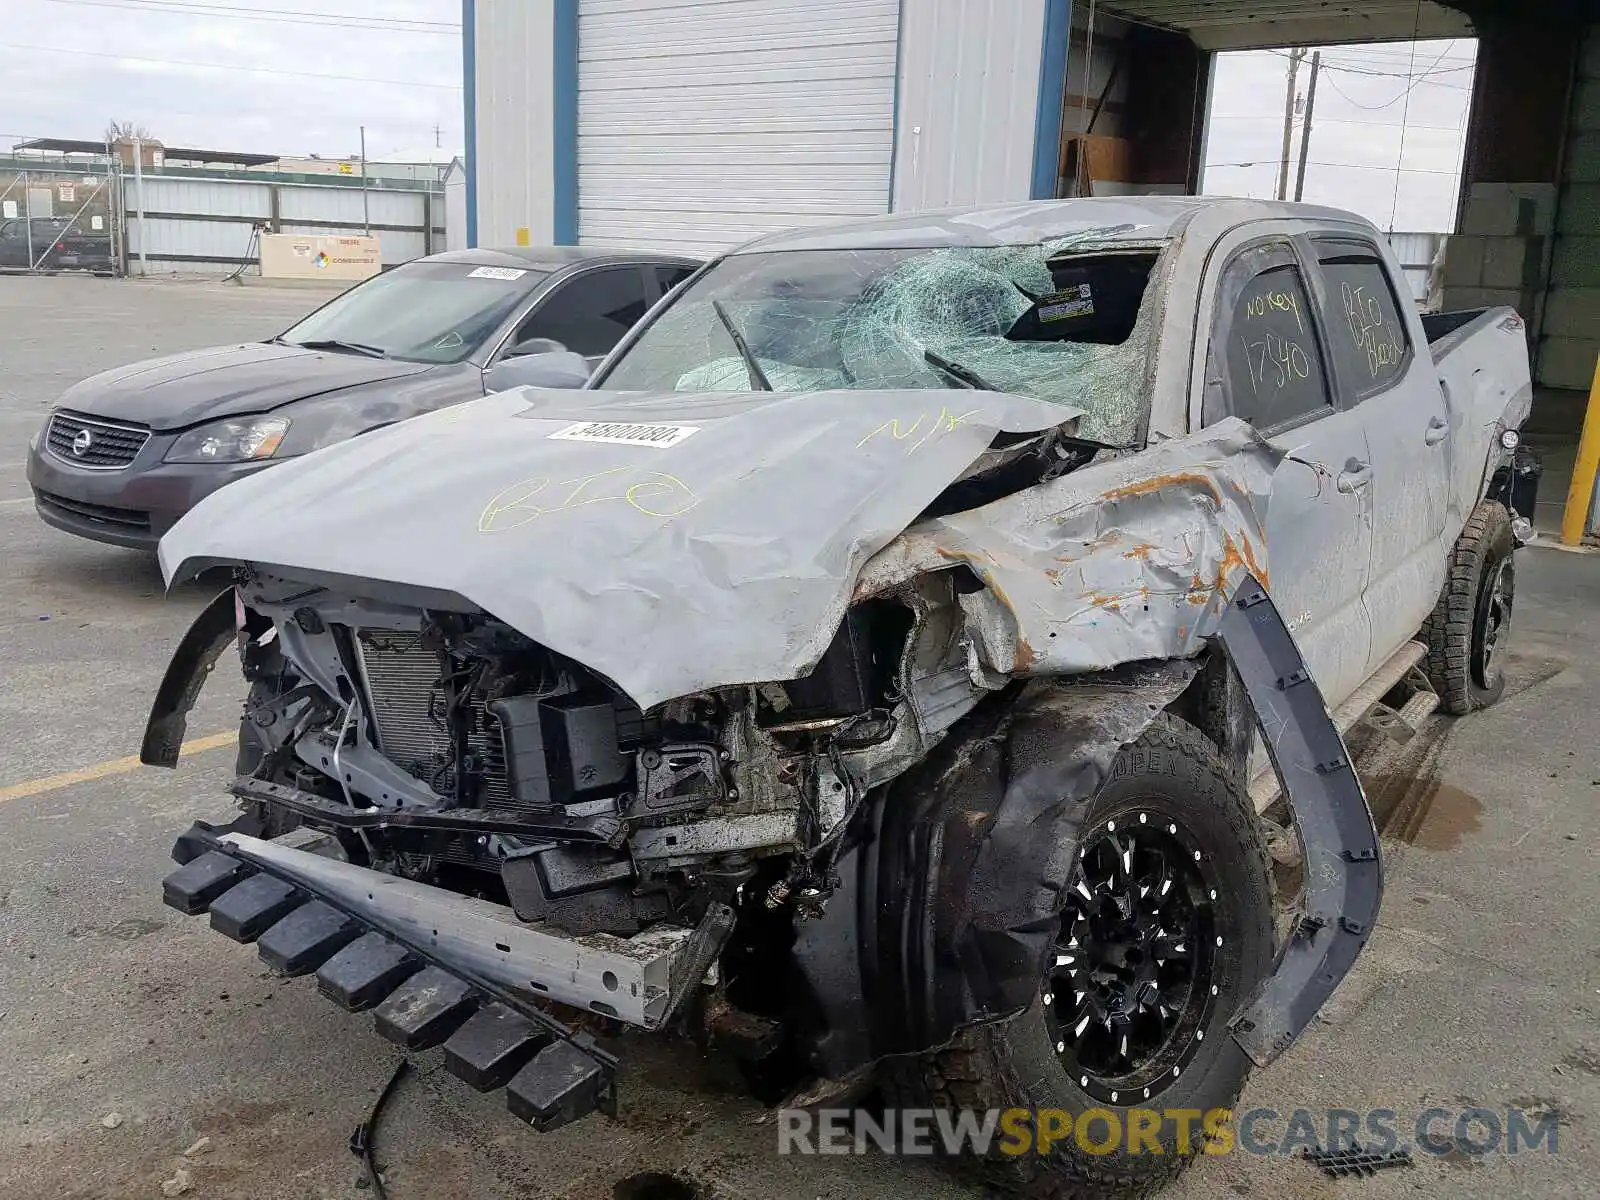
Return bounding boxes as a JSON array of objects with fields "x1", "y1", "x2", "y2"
[
  {"x1": 1336, "y1": 458, "x2": 1372, "y2": 494},
  {"x1": 1424, "y1": 416, "x2": 1450, "y2": 445}
]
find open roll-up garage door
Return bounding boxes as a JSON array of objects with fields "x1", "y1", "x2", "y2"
[{"x1": 577, "y1": 0, "x2": 900, "y2": 255}]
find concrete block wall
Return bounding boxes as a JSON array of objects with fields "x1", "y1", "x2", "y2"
[
  {"x1": 1439, "y1": 181, "x2": 1556, "y2": 324},
  {"x1": 1543, "y1": 26, "x2": 1600, "y2": 393}
]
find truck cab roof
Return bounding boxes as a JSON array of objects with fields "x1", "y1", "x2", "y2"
[{"x1": 732, "y1": 196, "x2": 1378, "y2": 254}]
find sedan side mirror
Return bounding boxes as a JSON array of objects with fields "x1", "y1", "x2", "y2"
[{"x1": 484, "y1": 349, "x2": 591, "y2": 392}]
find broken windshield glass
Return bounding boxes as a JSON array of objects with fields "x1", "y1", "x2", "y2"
[{"x1": 596, "y1": 235, "x2": 1163, "y2": 445}]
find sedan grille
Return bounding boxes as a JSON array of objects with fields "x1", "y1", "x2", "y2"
[
  {"x1": 35, "y1": 490, "x2": 151, "y2": 531},
  {"x1": 355, "y1": 631, "x2": 511, "y2": 808},
  {"x1": 46, "y1": 410, "x2": 151, "y2": 469}
]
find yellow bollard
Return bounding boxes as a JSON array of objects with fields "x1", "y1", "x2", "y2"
[{"x1": 1560, "y1": 354, "x2": 1600, "y2": 547}]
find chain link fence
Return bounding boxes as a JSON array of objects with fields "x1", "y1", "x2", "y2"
[{"x1": 0, "y1": 141, "x2": 122, "y2": 275}]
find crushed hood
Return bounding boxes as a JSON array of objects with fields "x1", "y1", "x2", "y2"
[
  {"x1": 60, "y1": 341, "x2": 435, "y2": 429},
  {"x1": 160, "y1": 386, "x2": 1077, "y2": 708}
]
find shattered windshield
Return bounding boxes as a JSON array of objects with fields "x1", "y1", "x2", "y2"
[{"x1": 596, "y1": 237, "x2": 1162, "y2": 445}]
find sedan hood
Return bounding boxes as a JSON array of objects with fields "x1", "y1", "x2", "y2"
[
  {"x1": 59, "y1": 341, "x2": 434, "y2": 430},
  {"x1": 160, "y1": 387, "x2": 1077, "y2": 708}
]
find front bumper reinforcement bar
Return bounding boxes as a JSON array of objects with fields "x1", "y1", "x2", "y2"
[{"x1": 160, "y1": 825, "x2": 699, "y2": 1130}]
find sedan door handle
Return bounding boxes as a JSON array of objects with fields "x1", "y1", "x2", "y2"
[
  {"x1": 1336, "y1": 458, "x2": 1372, "y2": 494},
  {"x1": 1424, "y1": 416, "x2": 1450, "y2": 445}
]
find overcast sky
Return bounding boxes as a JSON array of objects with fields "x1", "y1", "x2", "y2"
[
  {"x1": 0, "y1": 4, "x2": 1471, "y2": 232},
  {"x1": 1204, "y1": 39, "x2": 1476, "y2": 232},
  {"x1": 0, "y1": 0, "x2": 463, "y2": 160}
]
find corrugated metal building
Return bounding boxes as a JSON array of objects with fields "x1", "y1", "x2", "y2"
[
  {"x1": 461, "y1": 0, "x2": 1489, "y2": 255},
  {"x1": 464, "y1": 0, "x2": 1081, "y2": 255}
]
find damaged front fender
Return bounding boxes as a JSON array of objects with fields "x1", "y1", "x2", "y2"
[{"x1": 854, "y1": 419, "x2": 1283, "y2": 678}]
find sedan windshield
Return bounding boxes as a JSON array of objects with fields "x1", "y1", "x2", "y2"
[
  {"x1": 278, "y1": 260, "x2": 547, "y2": 364},
  {"x1": 595, "y1": 239, "x2": 1160, "y2": 445}
]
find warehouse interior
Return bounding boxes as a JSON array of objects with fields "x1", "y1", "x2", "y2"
[{"x1": 1061, "y1": 1, "x2": 1597, "y2": 403}]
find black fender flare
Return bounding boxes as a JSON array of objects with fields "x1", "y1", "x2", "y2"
[{"x1": 140, "y1": 587, "x2": 236, "y2": 767}]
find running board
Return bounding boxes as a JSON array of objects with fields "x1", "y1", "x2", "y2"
[{"x1": 1250, "y1": 640, "x2": 1427, "y2": 813}]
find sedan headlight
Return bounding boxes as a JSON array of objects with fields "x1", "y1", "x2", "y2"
[{"x1": 164, "y1": 415, "x2": 290, "y2": 463}]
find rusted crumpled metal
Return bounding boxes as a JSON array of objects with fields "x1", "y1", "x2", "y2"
[{"x1": 854, "y1": 417, "x2": 1284, "y2": 676}]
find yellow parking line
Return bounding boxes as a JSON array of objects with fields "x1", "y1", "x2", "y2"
[{"x1": 0, "y1": 730, "x2": 235, "y2": 805}]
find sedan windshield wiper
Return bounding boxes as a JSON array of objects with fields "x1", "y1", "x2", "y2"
[
  {"x1": 710, "y1": 300, "x2": 772, "y2": 391},
  {"x1": 288, "y1": 338, "x2": 388, "y2": 359},
  {"x1": 924, "y1": 348, "x2": 999, "y2": 392}
]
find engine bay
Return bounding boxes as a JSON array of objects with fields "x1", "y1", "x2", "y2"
[{"x1": 231, "y1": 568, "x2": 978, "y2": 941}]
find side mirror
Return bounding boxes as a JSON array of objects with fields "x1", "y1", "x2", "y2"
[
  {"x1": 483, "y1": 349, "x2": 591, "y2": 392},
  {"x1": 504, "y1": 335, "x2": 568, "y2": 359}
]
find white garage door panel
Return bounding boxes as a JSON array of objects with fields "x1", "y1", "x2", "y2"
[{"x1": 578, "y1": 0, "x2": 900, "y2": 255}]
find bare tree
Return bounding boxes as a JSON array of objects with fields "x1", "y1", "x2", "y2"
[{"x1": 104, "y1": 120, "x2": 152, "y2": 143}]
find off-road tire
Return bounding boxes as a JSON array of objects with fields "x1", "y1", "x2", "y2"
[
  {"x1": 889, "y1": 713, "x2": 1274, "y2": 1199},
  {"x1": 1422, "y1": 500, "x2": 1514, "y2": 715}
]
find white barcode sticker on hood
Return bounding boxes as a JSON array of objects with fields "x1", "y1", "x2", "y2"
[{"x1": 548, "y1": 420, "x2": 700, "y2": 448}]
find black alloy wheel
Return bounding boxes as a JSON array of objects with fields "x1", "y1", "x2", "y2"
[{"x1": 1045, "y1": 813, "x2": 1219, "y2": 1105}]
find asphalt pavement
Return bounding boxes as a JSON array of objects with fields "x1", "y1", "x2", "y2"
[{"x1": 0, "y1": 274, "x2": 1596, "y2": 1200}]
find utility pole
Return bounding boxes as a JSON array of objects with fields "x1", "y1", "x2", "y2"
[
  {"x1": 359, "y1": 124, "x2": 369, "y2": 235},
  {"x1": 1294, "y1": 51, "x2": 1321, "y2": 202},
  {"x1": 132, "y1": 134, "x2": 147, "y2": 276},
  {"x1": 1276, "y1": 47, "x2": 1305, "y2": 201}
]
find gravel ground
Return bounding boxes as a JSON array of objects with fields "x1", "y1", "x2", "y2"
[{"x1": 0, "y1": 274, "x2": 1596, "y2": 1200}]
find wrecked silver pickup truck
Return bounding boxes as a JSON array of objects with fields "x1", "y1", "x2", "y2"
[{"x1": 146, "y1": 198, "x2": 1534, "y2": 1196}]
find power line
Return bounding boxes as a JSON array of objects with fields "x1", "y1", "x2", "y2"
[
  {"x1": 1262, "y1": 45, "x2": 1473, "y2": 77},
  {"x1": 1214, "y1": 114, "x2": 1468, "y2": 131},
  {"x1": 1322, "y1": 74, "x2": 1403, "y2": 110},
  {"x1": 1313, "y1": 42, "x2": 1470, "y2": 60},
  {"x1": 0, "y1": 41, "x2": 462, "y2": 88},
  {"x1": 1207, "y1": 159, "x2": 1463, "y2": 176},
  {"x1": 40, "y1": 0, "x2": 459, "y2": 31},
  {"x1": 1320, "y1": 60, "x2": 1474, "y2": 78},
  {"x1": 1264, "y1": 44, "x2": 1471, "y2": 64},
  {"x1": 1264, "y1": 47, "x2": 1473, "y2": 81},
  {"x1": 1326, "y1": 43, "x2": 1465, "y2": 111}
]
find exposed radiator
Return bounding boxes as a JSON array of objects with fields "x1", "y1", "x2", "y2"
[{"x1": 354, "y1": 631, "x2": 511, "y2": 807}]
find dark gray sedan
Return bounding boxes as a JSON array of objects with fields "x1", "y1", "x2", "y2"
[{"x1": 27, "y1": 246, "x2": 699, "y2": 549}]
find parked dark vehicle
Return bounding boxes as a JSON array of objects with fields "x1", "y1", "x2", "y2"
[
  {"x1": 27, "y1": 246, "x2": 699, "y2": 548},
  {"x1": 0, "y1": 216, "x2": 116, "y2": 273}
]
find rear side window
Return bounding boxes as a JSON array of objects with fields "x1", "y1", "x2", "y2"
[
  {"x1": 523, "y1": 266, "x2": 652, "y2": 356},
  {"x1": 1204, "y1": 243, "x2": 1332, "y2": 431},
  {"x1": 1313, "y1": 245, "x2": 1410, "y2": 399}
]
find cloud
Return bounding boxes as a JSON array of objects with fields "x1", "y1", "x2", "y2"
[{"x1": 0, "y1": 0, "x2": 463, "y2": 159}]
